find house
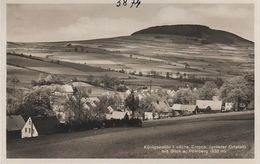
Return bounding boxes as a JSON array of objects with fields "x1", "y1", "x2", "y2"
[
  {"x1": 22, "y1": 116, "x2": 60, "y2": 138},
  {"x1": 224, "y1": 102, "x2": 234, "y2": 112},
  {"x1": 105, "y1": 111, "x2": 129, "y2": 120},
  {"x1": 7, "y1": 115, "x2": 25, "y2": 139},
  {"x1": 196, "y1": 100, "x2": 222, "y2": 112},
  {"x1": 143, "y1": 112, "x2": 153, "y2": 120},
  {"x1": 54, "y1": 84, "x2": 74, "y2": 96},
  {"x1": 150, "y1": 100, "x2": 172, "y2": 118},
  {"x1": 171, "y1": 104, "x2": 198, "y2": 115},
  {"x1": 107, "y1": 106, "x2": 114, "y2": 113},
  {"x1": 166, "y1": 89, "x2": 176, "y2": 97}
]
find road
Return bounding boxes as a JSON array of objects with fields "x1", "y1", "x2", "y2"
[{"x1": 7, "y1": 111, "x2": 254, "y2": 158}]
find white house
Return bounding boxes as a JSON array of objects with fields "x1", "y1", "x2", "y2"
[
  {"x1": 196, "y1": 100, "x2": 222, "y2": 111},
  {"x1": 144, "y1": 112, "x2": 153, "y2": 120},
  {"x1": 22, "y1": 117, "x2": 38, "y2": 138},
  {"x1": 22, "y1": 116, "x2": 60, "y2": 138},
  {"x1": 225, "y1": 102, "x2": 234, "y2": 111},
  {"x1": 106, "y1": 111, "x2": 129, "y2": 120}
]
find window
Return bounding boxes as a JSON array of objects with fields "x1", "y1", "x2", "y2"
[
  {"x1": 25, "y1": 128, "x2": 27, "y2": 132},
  {"x1": 28, "y1": 128, "x2": 30, "y2": 133},
  {"x1": 29, "y1": 120, "x2": 31, "y2": 125}
]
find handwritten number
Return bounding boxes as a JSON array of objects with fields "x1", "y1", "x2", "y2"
[
  {"x1": 116, "y1": 0, "x2": 121, "y2": 7},
  {"x1": 117, "y1": 0, "x2": 141, "y2": 8},
  {"x1": 123, "y1": 0, "x2": 127, "y2": 6},
  {"x1": 130, "y1": 0, "x2": 141, "y2": 8}
]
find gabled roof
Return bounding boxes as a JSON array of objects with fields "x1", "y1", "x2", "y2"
[
  {"x1": 196, "y1": 100, "x2": 222, "y2": 110},
  {"x1": 172, "y1": 104, "x2": 197, "y2": 112},
  {"x1": 71, "y1": 82, "x2": 92, "y2": 87},
  {"x1": 62, "y1": 85, "x2": 74, "y2": 93},
  {"x1": 106, "y1": 111, "x2": 128, "y2": 120},
  {"x1": 31, "y1": 116, "x2": 60, "y2": 135},
  {"x1": 151, "y1": 100, "x2": 171, "y2": 113},
  {"x1": 7, "y1": 115, "x2": 25, "y2": 131}
]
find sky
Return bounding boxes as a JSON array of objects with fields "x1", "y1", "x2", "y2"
[{"x1": 7, "y1": 4, "x2": 254, "y2": 42}]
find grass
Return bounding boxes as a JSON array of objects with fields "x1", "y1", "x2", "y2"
[{"x1": 7, "y1": 112, "x2": 254, "y2": 158}]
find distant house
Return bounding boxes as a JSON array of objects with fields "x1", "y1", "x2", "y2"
[
  {"x1": 224, "y1": 102, "x2": 234, "y2": 112},
  {"x1": 143, "y1": 112, "x2": 153, "y2": 120},
  {"x1": 81, "y1": 97, "x2": 100, "y2": 109},
  {"x1": 171, "y1": 104, "x2": 198, "y2": 115},
  {"x1": 196, "y1": 100, "x2": 222, "y2": 112},
  {"x1": 54, "y1": 84, "x2": 74, "y2": 96},
  {"x1": 7, "y1": 115, "x2": 25, "y2": 139},
  {"x1": 107, "y1": 106, "x2": 114, "y2": 113},
  {"x1": 166, "y1": 89, "x2": 176, "y2": 97},
  {"x1": 22, "y1": 116, "x2": 60, "y2": 138},
  {"x1": 106, "y1": 111, "x2": 129, "y2": 120},
  {"x1": 150, "y1": 100, "x2": 171, "y2": 118}
]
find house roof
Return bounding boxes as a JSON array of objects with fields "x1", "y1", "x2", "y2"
[
  {"x1": 196, "y1": 100, "x2": 222, "y2": 110},
  {"x1": 31, "y1": 116, "x2": 60, "y2": 135},
  {"x1": 71, "y1": 82, "x2": 92, "y2": 87},
  {"x1": 172, "y1": 104, "x2": 197, "y2": 112},
  {"x1": 106, "y1": 111, "x2": 128, "y2": 120},
  {"x1": 62, "y1": 85, "x2": 74, "y2": 93},
  {"x1": 151, "y1": 100, "x2": 171, "y2": 113},
  {"x1": 7, "y1": 115, "x2": 25, "y2": 131}
]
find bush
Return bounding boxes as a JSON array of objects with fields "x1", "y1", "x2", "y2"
[{"x1": 66, "y1": 118, "x2": 143, "y2": 132}]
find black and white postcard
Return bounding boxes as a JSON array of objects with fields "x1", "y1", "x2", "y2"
[{"x1": 1, "y1": 0, "x2": 259, "y2": 164}]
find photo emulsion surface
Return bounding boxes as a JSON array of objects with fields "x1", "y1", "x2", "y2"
[{"x1": 6, "y1": 3, "x2": 254, "y2": 158}]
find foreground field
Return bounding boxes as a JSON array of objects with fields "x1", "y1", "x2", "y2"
[{"x1": 7, "y1": 111, "x2": 254, "y2": 158}]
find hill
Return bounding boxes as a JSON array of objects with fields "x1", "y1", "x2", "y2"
[
  {"x1": 132, "y1": 24, "x2": 253, "y2": 44},
  {"x1": 7, "y1": 24, "x2": 254, "y2": 89}
]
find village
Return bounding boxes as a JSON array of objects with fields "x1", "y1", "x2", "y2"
[{"x1": 7, "y1": 71, "x2": 254, "y2": 140}]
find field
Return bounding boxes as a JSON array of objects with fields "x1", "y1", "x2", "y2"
[
  {"x1": 7, "y1": 111, "x2": 254, "y2": 158},
  {"x1": 8, "y1": 34, "x2": 254, "y2": 80}
]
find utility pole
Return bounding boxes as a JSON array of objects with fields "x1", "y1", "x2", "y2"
[{"x1": 149, "y1": 80, "x2": 152, "y2": 93}]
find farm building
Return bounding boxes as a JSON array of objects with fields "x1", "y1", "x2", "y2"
[
  {"x1": 7, "y1": 115, "x2": 25, "y2": 139},
  {"x1": 224, "y1": 102, "x2": 234, "y2": 111},
  {"x1": 81, "y1": 97, "x2": 100, "y2": 109},
  {"x1": 106, "y1": 111, "x2": 129, "y2": 120},
  {"x1": 22, "y1": 116, "x2": 60, "y2": 138},
  {"x1": 150, "y1": 100, "x2": 172, "y2": 118},
  {"x1": 143, "y1": 112, "x2": 153, "y2": 120},
  {"x1": 196, "y1": 100, "x2": 222, "y2": 112},
  {"x1": 107, "y1": 106, "x2": 114, "y2": 113},
  {"x1": 55, "y1": 84, "x2": 74, "y2": 96},
  {"x1": 171, "y1": 104, "x2": 198, "y2": 115},
  {"x1": 34, "y1": 84, "x2": 74, "y2": 96}
]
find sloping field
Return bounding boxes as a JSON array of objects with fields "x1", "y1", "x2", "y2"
[
  {"x1": 7, "y1": 112, "x2": 254, "y2": 158},
  {"x1": 8, "y1": 33, "x2": 253, "y2": 79}
]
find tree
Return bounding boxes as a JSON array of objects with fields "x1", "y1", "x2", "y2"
[
  {"x1": 87, "y1": 75, "x2": 94, "y2": 84},
  {"x1": 220, "y1": 75, "x2": 253, "y2": 111},
  {"x1": 87, "y1": 88, "x2": 92, "y2": 94},
  {"x1": 24, "y1": 90, "x2": 51, "y2": 110},
  {"x1": 214, "y1": 78, "x2": 224, "y2": 88},
  {"x1": 199, "y1": 81, "x2": 218, "y2": 100},
  {"x1": 125, "y1": 90, "x2": 139, "y2": 117},
  {"x1": 64, "y1": 91, "x2": 88, "y2": 121},
  {"x1": 173, "y1": 88, "x2": 193, "y2": 104},
  {"x1": 15, "y1": 90, "x2": 54, "y2": 120},
  {"x1": 166, "y1": 72, "x2": 170, "y2": 79}
]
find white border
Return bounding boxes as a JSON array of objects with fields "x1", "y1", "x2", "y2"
[{"x1": 1, "y1": 0, "x2": 259, "y2": 164}]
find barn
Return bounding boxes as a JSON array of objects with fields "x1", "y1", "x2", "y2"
[
  {"x1": 171, "y1": 104, "x2": 198, "y2": 115},
  {"x1": 196, "y1": 100, "x2": 222, "y2": 112},
  {"x1": 7, "y1": 115, "x2": 25, "y2": 139},
  {"x1": 22, "y1": 116, "x2": 60, "y2": 138}
]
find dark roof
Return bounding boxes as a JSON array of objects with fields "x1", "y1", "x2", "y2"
[
  {"x1": 31, "y1": 116, "x2": 60, "y2": 135},
  {"x1": 7, "y1": 115, "x2": 25, "y2": 131}
]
